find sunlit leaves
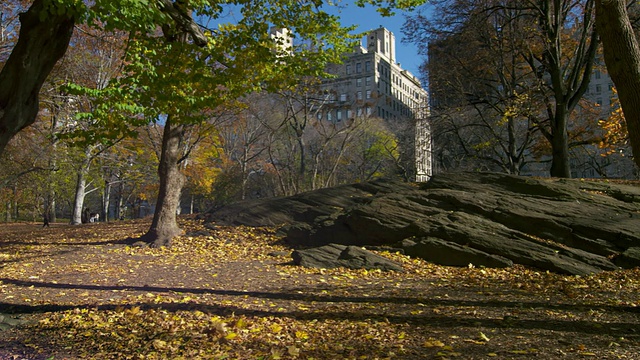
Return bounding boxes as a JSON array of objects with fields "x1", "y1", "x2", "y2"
[
  {"x1": 1, "y1": 218, "x2": 640, "y2": 358},
  {"x1": 598, "y1": 89, "x2": 629, "y2": 157}
]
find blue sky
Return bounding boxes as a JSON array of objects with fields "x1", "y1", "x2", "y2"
[
  {"x1": 325, "y1": 2, "x2": 425, "y2": 79},
  {"x1": 205, "y1": 2, "x2": 427, "y2": 80}
]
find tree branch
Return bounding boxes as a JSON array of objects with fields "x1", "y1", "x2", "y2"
[{"x1": 157, "y1": 0, "x2": 207, "y2": 46}]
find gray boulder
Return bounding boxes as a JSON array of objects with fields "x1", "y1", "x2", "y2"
[
  {"x1": 401, "y1": 237, "x2": 513, "y2": 268},
  {"x1": 292, "y1": 244, "x2": 404, "y2": 272},
  {"x1": 206, "y1": 172, "x2": 640, "y2": 275},
  {"x1": 614, "y1": 247, "x2": 640, "y2": 268}
]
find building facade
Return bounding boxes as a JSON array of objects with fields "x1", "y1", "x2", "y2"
[{"x1": 317, "y1": 27, "x2": 432, "y2": 181}]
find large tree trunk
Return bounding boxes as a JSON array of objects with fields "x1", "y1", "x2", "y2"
[
  {"x1": 137, "y1": 115, "x2": 186, "y2": 247},
  {"x1": 595, "y1": 0, "x2": 640, "y2": 169},
  {"x1": 550, "y1": 110, "x2": 571, "y2": 178},
  {"x1": 130, "y1": 3, "x2": 206, "y2": 247},
  {"x1": 0, "y1": 0, "x2": 75, "y2": 155}
]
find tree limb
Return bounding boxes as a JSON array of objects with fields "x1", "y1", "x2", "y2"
[{"x1": 157, "y1": 0, "x2": 207, "y2": 46}]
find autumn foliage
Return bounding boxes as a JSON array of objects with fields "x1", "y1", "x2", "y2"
[
  {"x1": 0, "y1": 219, "x2": 639, "y2": 359},
  {"x1": 598, "y1": 90, "x2": 630, "y2": 157}
]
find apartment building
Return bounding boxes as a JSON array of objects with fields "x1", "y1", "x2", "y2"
[{"x1": 316, "y1": 27, "x2": 432, "y2": 181}]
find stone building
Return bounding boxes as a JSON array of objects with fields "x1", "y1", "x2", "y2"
[{"x1": 313, "y1": 27, "x2": 432, "y2": 181}]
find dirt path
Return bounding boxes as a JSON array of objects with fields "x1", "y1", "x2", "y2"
[{"x1": 1, "y1": 219, "x2": 639, "y2": 359}]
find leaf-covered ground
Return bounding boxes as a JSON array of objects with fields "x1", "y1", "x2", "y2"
[{"x1": 0, "y1": 218, "x2": 639, "y2": 359}]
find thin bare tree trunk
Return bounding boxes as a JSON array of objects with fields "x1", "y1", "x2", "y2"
[
  {"x1": 70, "y1": 147, "x2": 93, "y2": 224},
  {"x1": 103, "y1": 181, "x2": 112, "y2": 222}
]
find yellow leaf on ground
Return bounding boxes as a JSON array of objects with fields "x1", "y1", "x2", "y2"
[
  {"x1": 287, "y1": 345, "x2": 300, "y2": 356},
  {"x1": 270, "y1": 323, "x2": 283, "y2": 333},
  {"x1": 423, "y1": 340, "x2": 445, "y2": 348}
]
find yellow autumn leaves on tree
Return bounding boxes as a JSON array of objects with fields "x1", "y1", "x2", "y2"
[{"x1": 598, "y1": 89, "x2": 629, "y2": 157}]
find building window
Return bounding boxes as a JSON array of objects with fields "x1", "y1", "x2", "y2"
[
  {"x1": 366, "y1": 76, "x2": 372, "y2": 86},
  {"x1": 366, "y1": 106, "x2": 372, "y2": 115},
  {"x1": 327, "y1": 111, "x2": 332, "y2": 121},
  {"x1": 357, "y1": 108, "x2": 363, "y2": 116},
  {"x1": 595, "y1": 70, "x2": 601, "y2": 79},
  {"x1": 356, "y1": 62, "x2": 362, "y2": 73},
  {"x1": 365, "y1": 61, "x2": 371, "y2": 72},
  {"x1": 366, "y1": 90, "x2": 372, "y2": 99},
  {"x1": 596, "y1": 84, "x2": 602, "y2": 93},
  {"x1": 336, "y1": 110, "x2": 342, "y2": 121},
  {"x1": 346, "y1": 64, "x2": 351, "y2": 75},
  {"x1": 356, "y1": 78, "x2": 362, "y2": 87},
  {"x1": 347, "y1": 109, "x2": 353, "y2": 118},
  {"x1": 340, "y1": 93, "x2": 347, "y2": 102},
  {"x1": 357, "y1": 91, "x2": 363, "y2": 100},
  {"x1": 317, "y1": 112, "x2": 322, "y2": 120}
]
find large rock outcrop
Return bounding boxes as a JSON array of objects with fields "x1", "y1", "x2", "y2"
[{"x1": 205, "y1": 172, "x2": 640, "y2": 275}]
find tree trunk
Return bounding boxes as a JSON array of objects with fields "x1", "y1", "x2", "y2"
[
  {"x1": 117, "y1": 184, "x2": 125, "y2": 220},
  {"x1": 5, "y1": 200, "x2": 10, "y2": 222},
  {"x1": 0, "y1": 0, "x2": 75, "y2": 155},
  {"x1": 13, "y1": 185, "x2": 18, "y2": 221},
  {"x1": 549, "y1": 110, "x2": 571, "y2": 178},
  {"x1": 70, "y1": 148, "x2": 92, "y2": 225},
  {"x1": 103, "y1": 181, "x2": 111, "y2": 222},
  {"x1": 71, "y1": 169, "x2": 88, "y2": 225},
  {"x1": 137, "y1": 115, "x2": 186, "y2": 247},
  {"x1": 595, "y1": 0, "x2": 640, "y2": 169},
  {"x1": 48, "y1": 189, "x2": 57, "y2": 223}
]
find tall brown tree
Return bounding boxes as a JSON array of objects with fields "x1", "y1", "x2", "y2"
[
  {"x1": 0, "y1": 0, "x2": 75, "y2": 155},
  {"x1": 595, "y1": 0, "x2": 640, "y2": 169}
]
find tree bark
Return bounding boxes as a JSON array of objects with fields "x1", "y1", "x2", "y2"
[
  {"x1": 71, "y1": 171, "x2": 88, "y2": 225},
  {"x1": 70, "y1": 147, "x2": 93, "y2": 225},
  {"x1": 595, "y1": 0, "x2": 640, "y2": 169},
  {"x1": 137, "y1": 115, "x2": 186, "y2": 247},
  {"x1": 0, "y1": 0, "x2": 75, "y2": 155},
  {"x1": 103, "y1": 181, "x2": 112, "y2": 222},
  {"x1": 549, "y1": 110, "x2": 571, "y2": 178}
]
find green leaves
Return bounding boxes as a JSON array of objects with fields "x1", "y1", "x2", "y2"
[
  {"x1": 39, "y1": 0, "x2": 88, "y2": 22},
  {"x1": 355, "y1": 0, "x2": 427, "y2": 16}
]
